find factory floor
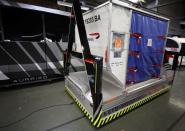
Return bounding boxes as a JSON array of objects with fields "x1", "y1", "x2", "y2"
[{"x1": 0, "y1": 70, "x2": 185, "y2": 131}]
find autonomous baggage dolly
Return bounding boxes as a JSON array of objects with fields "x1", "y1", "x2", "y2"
[{"x1": 64, "y1": 0, "x2": 175, "y2": 127}]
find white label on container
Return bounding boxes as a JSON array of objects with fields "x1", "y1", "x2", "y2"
[{"x1": 147, "y1": 39, "x2": 152, "y2": 47}]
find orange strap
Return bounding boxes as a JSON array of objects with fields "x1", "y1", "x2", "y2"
[
  {"x1": 131, "y1": 33, "x2": 142, "y2": 44},
  {"x1": 157, "y1": 35, "x2": 166, "y2": 40}
]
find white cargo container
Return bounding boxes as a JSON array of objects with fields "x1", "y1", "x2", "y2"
[{"x1": 75, "y1": 0, "x2": 169, "y2": 87}]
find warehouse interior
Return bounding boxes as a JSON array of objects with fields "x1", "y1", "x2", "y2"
[{"x1": 0, "y1": 0, "x2": 185, "y2": 131}]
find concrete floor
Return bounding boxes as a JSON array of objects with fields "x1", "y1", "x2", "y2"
[{"x1": 0, "y1": 71, "x2": 185, "y2": 131}]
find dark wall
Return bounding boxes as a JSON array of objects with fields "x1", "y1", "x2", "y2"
[
  {"x1": 45, "y1": 13, "x2": 69, "y2": 42},
  {"x1": 157, "y1": 0, "x2": 185, "y2": 37},
  {"x1": 2, "y1": 7, "x2": 42, "y2": 41},
  {"x1": 0, "y1": 6, "x2": 70, "y2": 42},
  {"x1": 146, "y1": 0, "x2": 185, "y2": 37}
]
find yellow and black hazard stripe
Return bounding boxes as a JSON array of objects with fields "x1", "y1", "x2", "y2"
[
  {"x1": 65, "y1": 86, "x2": 94, "y2": 122},
  {"x1": 66, "y1": 85, "x2": 170, "y2": 128}
]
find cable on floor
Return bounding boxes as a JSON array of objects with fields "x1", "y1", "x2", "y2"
[
  {"x1": 46, "y1": 115, "x2": 85, "y2": 131},
  {"x1": 0, "y1": 102, "x2": 74, "y2": 128}
]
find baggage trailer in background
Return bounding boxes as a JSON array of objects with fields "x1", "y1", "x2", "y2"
[
  {"x1": 164, "y1": 37, "x2": 185, "y2": 69},
  {"x1": 0, "y1": 0, "x2": 72, "y2": 87},
  {"x1": 64, "y1": 0, "x2": 176, "y2": 127},
  {"x1": 0, "y1": 41, "x2": 65, "y2": 86}
]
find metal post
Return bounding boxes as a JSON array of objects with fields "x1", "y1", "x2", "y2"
[
  {"x1": 172, "y1": 54, "x2": 179, "y2": 70},
  {"x1": 0, "y1": 7, "x2": 5, "y2": 41},
  {"x1": 179, "y1": 55, "x2": 183, "y2": 69},
  {"x1": 64, "y1": 9, "x2": 75, "y2": 75},
  {"x1": 41, "y1": 13, "x2": 47, "y2": 71},
  {"x1": 41, "y1": 14, "x2": 46, "y2": 42}
]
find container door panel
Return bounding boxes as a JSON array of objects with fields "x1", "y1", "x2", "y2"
[
  {"x1": 109, "y1": 6, "x2": 131, "y2": 86},
  {"x1": 126, "y1": 12, "x2": 168, "y2": 84}
]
